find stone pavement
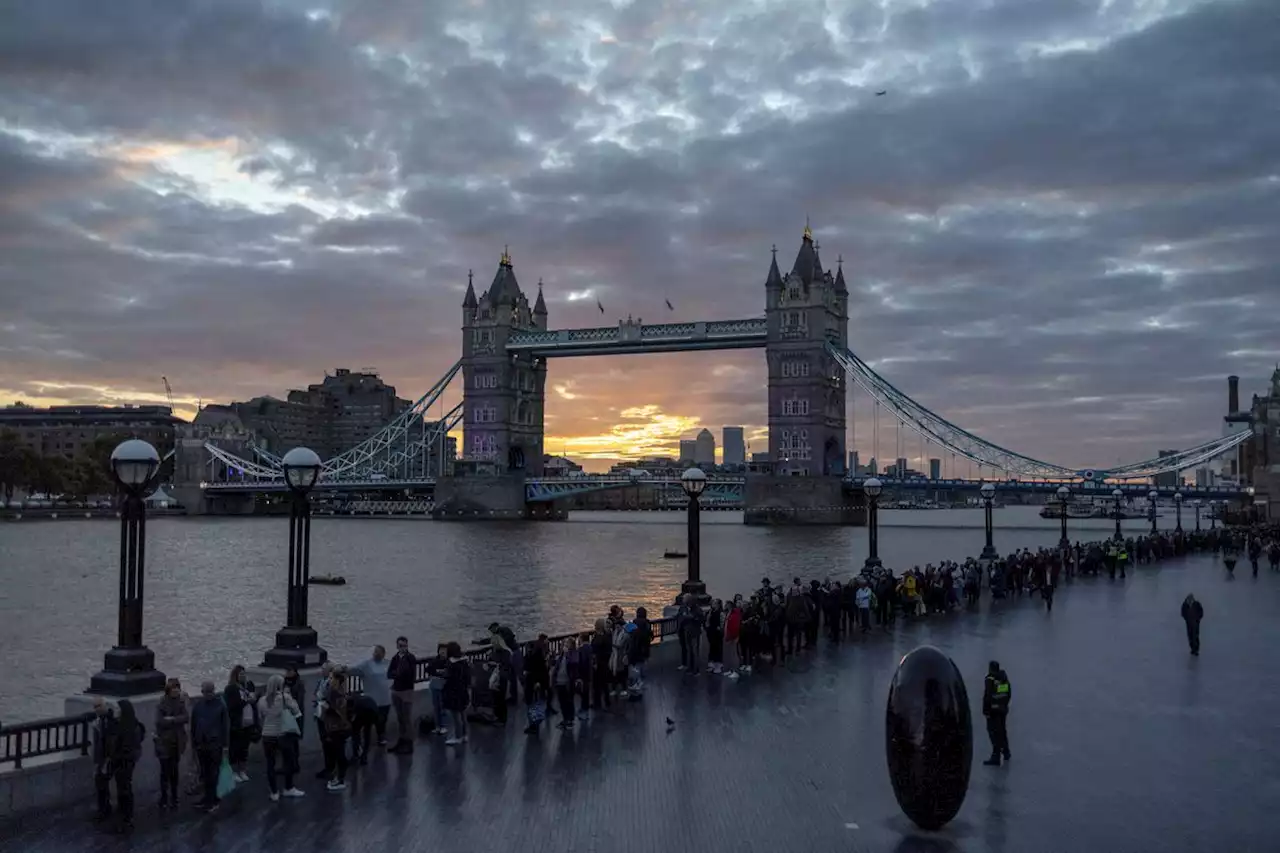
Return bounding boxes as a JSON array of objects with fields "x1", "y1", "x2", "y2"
[{"x1": 4, "y1": 553, "x2": 1279, "y2": 853}]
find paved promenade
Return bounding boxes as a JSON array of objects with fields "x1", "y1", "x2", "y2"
[{"x1": 5, "y1": 553, "x2": 1279, "y2": 853}]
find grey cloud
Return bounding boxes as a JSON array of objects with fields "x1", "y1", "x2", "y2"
[{"x1": 1, "y1": 0, "x2": 1278, "y2": 470}]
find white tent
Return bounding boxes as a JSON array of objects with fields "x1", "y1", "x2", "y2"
[{"x1": 145, "y1": 486, "x2": 177, "y2": 507}]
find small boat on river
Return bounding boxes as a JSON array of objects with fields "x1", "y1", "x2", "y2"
[
  {"x1": 663, "y1": 550, "x2": 688, "y2": 559},
  {"x1": 308, "y1": 575, "x2": 347, "y2": 586}
]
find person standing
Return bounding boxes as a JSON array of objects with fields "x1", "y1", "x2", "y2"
[
  {"x1": 223, "y1": 665, "x2": 256, "y2": 783},
  {"x1": 154, "y1": 679, "x2": 188, "y2": 810},
  {"x1": 107, "y1": 699, "x2": 145, "y2": 832},
  {"x1": 981, "y1": 661, "x2": 1012, "y2": 767},
  {"x1": 89, "y1": 698, "x2": 117, "y2": 824},
  {"x1": 190, "y1": 681, "x2": 229, "y2": 812},
  {"x1": 257, "y1": 674, "x2": 305, "y2": 801},
  {"x1": 351, "y1": 644, "x2": 392, "y2": 747},
  {"x1": 1181, "y1": 594, "x2": 1204, "y2": 656},
  {"x1": 386, "y1": 636, "x2": 417, "y2": 754}
]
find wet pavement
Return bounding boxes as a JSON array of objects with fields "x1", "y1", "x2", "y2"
[{"x1": 5, "y1": 552, "x2": 1280, "y2": 853}]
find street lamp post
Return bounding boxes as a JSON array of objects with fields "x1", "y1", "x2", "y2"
[
  {"x1": 863, "y1": 477, "x2": 883, "y2": 568},
  {"x1": 1246, "y1": 486, "x2": 1256, "y2": 523},
  {"x1": 680, "y1": 467, "x2": 710, "y2": 604},
  {"x1": 1193, "y1": 499, "x2": 1201, "y2": 532},
  {"x1": 1112, "y1": 488, "x2": 1124, "y2": 542},
  {"x1": 262, "y1": 447, "x2": 328, "y2": 669},
  {"x1": 1209, "y1": 500, "x2": 1217, "y2": 530},
  {"x1": 980, "y1": 482, "x2": 997, "y2": 560},
  {"x1": 1148, "y1": 489, "x2": 1159, "y2": 535},
  {"x1": 1056, "y1": 485, "x2": 1070, "y2": 550},
  {"x1": 88, "y1": 440, "x2": 167, "y2": 695},
  {"x1": 1173, "y1": 492, "x2": 1183, "y2": 533}
]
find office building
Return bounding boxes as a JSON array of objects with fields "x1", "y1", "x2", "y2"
[
  {"x1": 929, "y1": 458, "x2": 941, "y2": 480},
  {"x1": 1154, "y1": 450, "x2": 1179, "y2": 489},
  {"x1": 848, "y1": 450, "x2": 860, "y2": 474},
  {"x1": 679, "y1": 439, "x2": 696, "y2": 463},
  {"x1": 195, "y1": 368, "x2": 435, "y2": 463},
  {"x1": 694, "y1": 428, "x2": 716, "y2": 466},
  {"x1": 722, "y1": 427, "x2": 746, "y2": 467},
  {"x1": 896, "y1": 457, "x2": 908, "y2": 478},
  {"x1": 0, "y1": 403, "x2": 180, "y2": 461}
]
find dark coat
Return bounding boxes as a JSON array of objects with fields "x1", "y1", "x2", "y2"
[
  {"x1": 443, "y1": 658, "x2": 471, "y2": 712},
  {"x1": 1181, "y1": 598, "x2": 1204, "y2": 625},
  {"x1": 154, "y1": 695, "x2": 188, "y2": 758}
]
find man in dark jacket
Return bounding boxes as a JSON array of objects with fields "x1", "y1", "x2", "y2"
[
  {"x1": 1181, "y1": 594, "x2": 1204, "y2": 656},
  {"x1": 387, "y1": 635, "x2": 417, "y2": 754},
  {"x1": 189, "y1": 681, "x2": 229, "y2": 811},
  {"x1": 982, "y1": 661, "x2": 1012, "y2": 767}
]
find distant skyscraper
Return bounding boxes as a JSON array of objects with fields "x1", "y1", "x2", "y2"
[
  {"x1": 1155, "y1": 450, "x2": 1179, "y2": 489},
  {"x1": 722, "y1": 427, "x2": 746, "y2": 467},
  {"x1": 849, "y1": 450, "x2": 861, "y2": 475},
  {"x1": 896, "y1": 457, "x2": 908, "y2": 478},
  {"x1": 679, "y1": 439, "x2": 696, "y2": 463},
  {"x1": 695, "y1": 428, "x2": 716, "y2": 466},
  {"x1": 867, "y1": 457, "x2": 877, "y2": 476},
  {"x1": 1195, "y1": 467, "x2": 1213, "y2": 487},
  {"x1": 929, "y1": 458, "x2": 941, "y2": 480}
]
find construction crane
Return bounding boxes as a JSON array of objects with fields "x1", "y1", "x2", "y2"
[{"x1": 161, "y1": 376, "x2": 175, "y2": 411}]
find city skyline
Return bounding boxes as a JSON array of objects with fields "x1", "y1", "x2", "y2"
[{"x1": 3, "y1": 0, "x2": 1278, "y2": 474}]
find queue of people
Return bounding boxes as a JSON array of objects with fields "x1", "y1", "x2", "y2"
[{"x1": 84, "y1": 520, "x2": 1277, "y2": 832}]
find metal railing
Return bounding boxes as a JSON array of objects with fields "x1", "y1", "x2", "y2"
[
  {"x1": 0, "y1": 618, "x2": 679, "y2": 768},
  {"x1": 0, "y1": 712, "x2": 94, "y2": 770}
]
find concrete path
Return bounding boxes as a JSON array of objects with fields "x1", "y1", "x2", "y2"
[{"x1": 5, "y1": 553, "x2": 1279, "y2": 853}]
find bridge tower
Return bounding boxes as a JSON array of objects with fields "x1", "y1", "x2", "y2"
[
  {"x1": 459, "y1": 249, "x2": 548, "y2": 475},
  {"x1": 745, "y1": 223, "x2": 859, "y2": 525}
]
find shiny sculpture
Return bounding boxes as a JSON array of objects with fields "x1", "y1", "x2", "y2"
[{"x1": 885, "y1": 645, "x2": 973, "y2": 831}]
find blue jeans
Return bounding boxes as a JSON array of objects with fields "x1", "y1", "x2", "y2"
[{"x1": 430, "y1": 687, "x2": 445, "y2": 729}]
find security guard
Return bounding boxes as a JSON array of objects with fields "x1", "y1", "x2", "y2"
[{"x1": 982, "y1": 660, "x2": 1012, "y2": 766}]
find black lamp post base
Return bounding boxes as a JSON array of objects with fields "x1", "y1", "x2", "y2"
[
  {"x1": 262, "y1": 626, "x2": 328, "y2": 669},
  {"x1": 1058, "y1": 538, "x2": 1070, "y2": 552},
  {"x1": 87, "y1": 647, "x2": 167, "y2": 696},
  {"x1": 864, "y1": 555, "x2": 883, "y2": 569},
  {"x1": 679, "y1": 579, "x2": 711, "y2": 607},
  {"x1": 980, "y1": 545, "x2": 999, "y2": 561}
]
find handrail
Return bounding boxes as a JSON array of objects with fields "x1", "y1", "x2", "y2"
[{"x1": 0, "y1": 712, "x2": 94, "y2": 770}]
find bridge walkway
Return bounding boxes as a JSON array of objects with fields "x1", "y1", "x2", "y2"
[{"x1": 4, "y1": 553, "x2": 1278, "y2": 853}]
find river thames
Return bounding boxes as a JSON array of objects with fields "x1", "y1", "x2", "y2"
[{"x1": 0, "y1": 507, "x2": 1166, "y2": 721}]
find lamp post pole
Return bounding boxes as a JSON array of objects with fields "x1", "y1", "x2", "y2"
[
  {"x1": 1056, "y1": 485, "x2": 1070, "y2": 551},
  {"x1": 1174, "y1": 492, "x2": 1183, "y2": 533},
  {"x1": 88, "y1": 440, "x2": 167, "y2": 696},
  {"x1": 1111, "y1": 488, "x2": 1125, "y2": 542},
  {"x1": 1209, "y1": 500, "x2": 1217, "y2": 530},
  {"x1": 680, "y1": 468, "x2": 710, "y2": 605},
  {"x1": 263, "y1": 447, "x2": 328, "y2": 669},
  {"x1": 864, "y1": 478, "x2": 883, "y2": 569},
  {"x1": 1193, "y1": 500, "x2": 1201, "y2": 532},
  {"x1": 980, "y1": 482, "x2": 997, "y2": 560},
  {"x1": 1148, "y1": 489, "x2": 1159, "y2": 535}
]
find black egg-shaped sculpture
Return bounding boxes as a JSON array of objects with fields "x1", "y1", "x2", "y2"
[{"x1": 885, "y1": 645, "x2": 973, "y2": 831}]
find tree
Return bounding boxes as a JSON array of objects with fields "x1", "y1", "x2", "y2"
[
  {"x1": 0, "y1": 430, "x2": 22, "y2": 506},
  {"x1": 31, "y1": 454, "x2": 71, "y2": 504}
]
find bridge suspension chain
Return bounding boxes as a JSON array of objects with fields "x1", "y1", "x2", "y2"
[
  {"x1": 828, "y1": 342, "x2": 1252, "y2": 482},
  {"x1": 321, "y1": 359, "x2": 462, "y2": 476},
  {"x1": 827, "y1": 342, "x2": 1076, "y2": 479}
]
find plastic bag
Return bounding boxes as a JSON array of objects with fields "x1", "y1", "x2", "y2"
[{"x1": 216, "y1": 754, "x2": 236, "y2": 799}]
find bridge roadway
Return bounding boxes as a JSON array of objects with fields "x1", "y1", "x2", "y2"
[
  {"x1": 5, "y1": 552, "x2": 1276, "y2": 853},
  {"x1": 201, "y1": 473, "x2": 1251, "y2": 502}
]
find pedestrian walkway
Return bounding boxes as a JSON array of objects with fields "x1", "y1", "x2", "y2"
[{"x1": 5, "y1": 553, "x2": 1279, "y2": 853}]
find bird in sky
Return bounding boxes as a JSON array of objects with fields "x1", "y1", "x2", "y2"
[
  {"x1": 665, "y1": 299, "x2": 674, "y2": 310},
  {"x1": 875, "y1": 90, "x2": 887, "y2": 96}
]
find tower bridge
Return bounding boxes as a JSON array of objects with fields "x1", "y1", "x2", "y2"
[{"x1": 184, "y1": 225, "x2": 1256, "y2": 521}]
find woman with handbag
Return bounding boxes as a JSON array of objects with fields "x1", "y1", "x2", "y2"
[
  {"x1": 154, "y1": 679, "x2": 188, "y2": 810},
  {"x1": 442, "y1": 642, "x2": 471, "y2": 746},
  {"x1": 257, "y1": 674, "x2": 306, "y2": 801},
  {"x1": 319, "y1": 667, "x2": 352, "y2": 792}
]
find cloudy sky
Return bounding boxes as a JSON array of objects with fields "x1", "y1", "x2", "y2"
[{"x1": 2, "y1": 0, "x2": 1277, "y2": 472}]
